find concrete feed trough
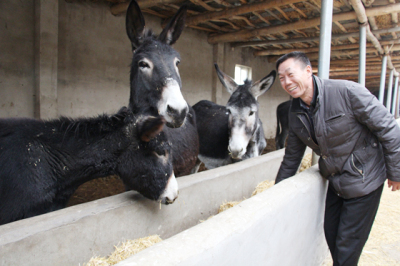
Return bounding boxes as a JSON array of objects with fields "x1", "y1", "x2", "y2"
[
  {"x1": 0, "y1": 149, "x2": 323, "y2": 266},
  {"x1": 116, "y1": 166, "x2": 328, "y2": 266}
]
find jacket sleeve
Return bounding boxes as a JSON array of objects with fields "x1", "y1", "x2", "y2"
[
  {"x1": 347, "y1": 83, "x2": 400, "y2": 182},
  {"x1": 275, "y1": 128, "x2": 307, "y2": 184}
]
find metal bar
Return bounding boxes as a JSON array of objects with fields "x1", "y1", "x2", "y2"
[
  {"x1": 317, "y1": 0, "x2": 333, "y2": 79},
  {"x1": 379, "y1": 55, "x2": 388, "y2": 104},
  {"x1": 386, "y1": 69, "x2": 394, "y2": 110},
  {"x1": 391, "y1": 76, "x2": 399, "y2": 116},
  {"x1": 359, "y1": 24, "x2": 367, "y2": 86},
  {"x1": 312, "y1": 0, "x2": 333, "y2": 166},
  {"x1": 396, "y1": 82, "x2": 400, "y2": 118}
]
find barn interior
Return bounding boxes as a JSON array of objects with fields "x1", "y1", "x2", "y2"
[
  {"x1": 3, "y1": 0, "x2": 400, "y2": 124},
  {"x1": 1, "y1": 0, "x2": 400, "y2": 201},
  {"x1": 1, "y1": 2, "x2": 400, "y2": 265}
]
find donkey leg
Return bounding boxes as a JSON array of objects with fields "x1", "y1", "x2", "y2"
[{"x1": 190, "y1": 158, "x2": 203, "y2": 174}]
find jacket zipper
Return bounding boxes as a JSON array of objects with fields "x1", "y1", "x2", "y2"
[
  {"x1": 296, "y1": 114, "x2": 318, "y2": 147},
  {"x1": 351, "y1": 154, "x2": 365, "y2": 182}
]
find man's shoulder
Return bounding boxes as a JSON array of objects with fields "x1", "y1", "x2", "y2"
[
  {"x1": 321, "y1": 77, "x2": 358, "y2": 87},
  {"x1": 319, "y1": 77, "x2": 364, "y2": 95}
]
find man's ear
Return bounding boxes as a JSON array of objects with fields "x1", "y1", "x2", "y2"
[{"x1": 306, "y1": 65, "x2": 313, "y2": 77}]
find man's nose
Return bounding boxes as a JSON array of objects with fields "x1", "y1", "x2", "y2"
[{"x1": 281, "y1": 76, "x2": 290, "y2": 87}]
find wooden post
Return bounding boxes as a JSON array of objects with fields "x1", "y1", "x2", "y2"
[
  {"x1": 212, "y1": 43, "x2": 225, "y2": 105},
  {"x1": 34, "y1": 0, "x2": 59, "y2": 119}
]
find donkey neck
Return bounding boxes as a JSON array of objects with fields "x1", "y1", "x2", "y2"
[{"x1": 42, "y1": 112, "x2": 136, "y2": 187}]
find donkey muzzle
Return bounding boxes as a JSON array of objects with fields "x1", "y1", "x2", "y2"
[{"x1": 166, "y1": 104, "x2": 188, "y2": 128}]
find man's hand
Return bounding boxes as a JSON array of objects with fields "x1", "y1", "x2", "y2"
[{"x1": 388, "y1": 180, "x2": 400, "y2": 191}]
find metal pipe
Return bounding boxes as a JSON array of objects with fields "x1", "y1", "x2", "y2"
[
  {"x1": 391, "y1": 76, "x2": 399, "y2": 116},
  {"x1": 396, "y1": 84, "x2": 400, "y2": 118},
  {"x1": 379, "y1": 55, "x2": 388, "y2": 104},
  {"x1": 386, "y1": 69, "x2": 394, "y2": 110},
  {"x1": 359, "y1": 23, "x2": 367, "y2": 86},
  {"x1": 313, "y1": 0, "x2": 333, "y2": 166},
  {"x1": 317, "y1": 0, "x2": 333, "y2": 80}
]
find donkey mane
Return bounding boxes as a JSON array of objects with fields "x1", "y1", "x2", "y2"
[
  {"x1": 242, "y1": 79, "x2": 252, "y2": 86},
  {"x1": 48, "y1": 108, "x2": 132, "y2": 140},
  {"x1": 131, "y1": 30, "x2": 159, "y2": 54}
]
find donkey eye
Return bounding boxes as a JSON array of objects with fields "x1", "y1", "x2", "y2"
[
  {"x1": 249, "y1": 111, "x2": 254, "y2": 116},
  {"x1": 175, "y1": 60, "x2": 180, "y2": 67},
  {"x1": 138, "y1": 61, "x2": 150, "y2": 69}
]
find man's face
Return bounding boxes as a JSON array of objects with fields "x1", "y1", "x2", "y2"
[{"x1": 278, "y1": 58, "x2": 312, "y2": 99}]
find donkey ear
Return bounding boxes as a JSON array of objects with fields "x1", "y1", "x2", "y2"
[
  {"x1": 138, "y1": 116, "x2": 165, "y2": 142},
  {"x1": 126, "y1": 0, "x2": 146, "y2": 49},
  {"x1": 249, "y1": 70, "x2": 276, "y2": 99},
  {"x1": 214, "y1": 63, "x2": 238, "y2": 95},
  {"x1": 159, "y1": 5, "x2": 187, "y2": 45}
]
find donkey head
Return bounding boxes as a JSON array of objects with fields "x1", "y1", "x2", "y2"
[
  {"x1": 117, "y1": 115, "x2": 178, "y2": 204},
  {"x1": 215, "y1": 64, "x2": 276, "y2": 159},
  {"x1": 126, "y1": 0, "x2": 188, "y2": 128}
]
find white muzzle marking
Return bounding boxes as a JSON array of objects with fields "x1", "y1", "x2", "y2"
[
  {"x1": 158, "y1": 78, "x2": 187, "y2": 124},
  {"x1": 229, "y1": 126, "x2": 248, "y2": 159},
  {"x1": 159, "y1": 172, "x2": 178, "y2": 204}
]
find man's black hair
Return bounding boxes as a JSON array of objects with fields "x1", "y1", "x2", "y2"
[{"x1": 276, "y1": 51, "x2": 311, "y2": 70}]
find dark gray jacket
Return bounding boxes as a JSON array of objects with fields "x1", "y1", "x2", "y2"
[{"x1": 276, "y1": 76, "x2": 400, "y2": 199}]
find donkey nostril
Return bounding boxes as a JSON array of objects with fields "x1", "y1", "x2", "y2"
[{"x1": 167, "y1": 105, "x2": 174, "y2": 113}]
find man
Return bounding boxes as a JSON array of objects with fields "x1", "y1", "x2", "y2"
[{"x1": 275, "y1": 51, "x2": 400, "y2": 266}]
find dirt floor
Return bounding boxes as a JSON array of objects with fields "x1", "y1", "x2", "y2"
[
  {"x1": 67, "y1": 138, "x2": 277, "y2": 207},
  {"x1": 322, "y1": 182, "x2": 400, "y2": 266}
]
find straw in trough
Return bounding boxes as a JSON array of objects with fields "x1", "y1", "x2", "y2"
[
  {"x1": 299, "y1": 153, "x2": 312, "y2": 172},
  {"x1": 218, "y1": 200, "x2": 242, "y2": 213},
  {"x1": 83, "y1": 235, "x2": 162, "y2": 266},
  {"x1": 83, "y1": 257, "x2": 109, "y2": 266},
  {"x1": 251, "y1": 180, "x2": 275, "y2": 196}
]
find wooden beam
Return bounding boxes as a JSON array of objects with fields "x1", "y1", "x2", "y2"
[
  {"x1": 252, "y1": 11, "x2": 270, "y2": 25},
  {"x1": 312, "y1": 65, "x2": 393, "y2": 72},
  {"x1": 389, "y1": 0, "x2": 398, "y2": 23},
  {"x1": 274, "y1": 45, "x2": 400, "y2": 60},
  {"x1": 191, "y1": 0, "x2": 218, "y2": 12},
  {"x1": 289, "y1": 3, "x2": 307, "y2": 18},
  {"x1": 185, "y1": 0, "x2": 302, "y2": 26},
  {"x1": 232, "y1": 26, "x2": 400, "y2": 48},
  {"x1": 208, "y1": 3, "x2": 400, "y2": 44},
  {"x1": 254, "y1": 43, "x2": 372, "y2": 56},
  {"x1": 111, "y1": 0, "x2": 186, "y2": 15},
  {"x1": 328, "y1": 70, "x2": 383, "y2": 76},
  {"x1": 266, "y1": 45, "x2": 400, "y2": 62},
  {"x1": 368, "y1": 16, "x2": 381, "y2": 40},
  {"x1": 350, "y1": 0, "x2": 385, "y2": 56},
  {"x1": 324, "y1": 56, "x2": 400, "y2": 65}
]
